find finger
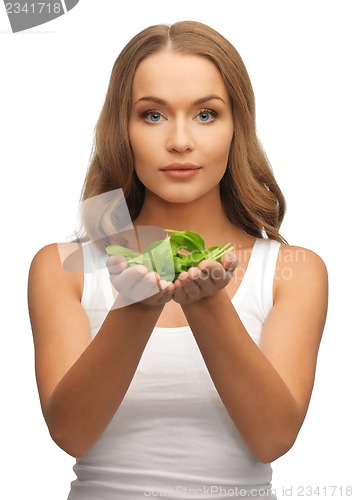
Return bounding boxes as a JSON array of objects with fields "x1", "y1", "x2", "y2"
[
  {"x1": 172, "y1": 275, "x2": 190, "y2": 302},
  {"x1": 197, "y1": 261, "x2": 233, "y2": 287},
  {"x1": 177, "y1": 270, "x2": 202, "y2": 299},
  {"x1": 158, "y1": 282, "x2": 175, "y2": 301},
  {"x1": 158, "y1": 279, "x2": 174, "y2": 292},
  {"x1": 221, "y1": 251, "x2": 238, "y2": 272},
  {"x1": 187, "y1": 266, "x2": 204, "y2": 280},
  {"x1": 141, "y1": 285, "x2": 174, "y2": 306},
  {"x1": 141, "y1": 277, "x2": 175, "y2": 305},
  {"x1": 197, "y1": 260, "x2": 223, "y2": 277},
  {"x1": 141, "y1": 271, "x2": 160, "y2": 295},
  {"x1": 186, "y1": 266, "x2": 216, "y2": 297},
  {"x1": 112, "y1": 265, "x2": 148, "y2": 293},
  {"x1": 172, "y1": 285, "x2": 189, "y2": 304},
  {"x1": 107, "y1": 255, "x2": 128, "y2": 274},
  {"x1": 120, "y1": 270, "x2": 159, "y2": 303},
  {"x1": 107, "y1": 255, "x2": 127, "y2": 266}
]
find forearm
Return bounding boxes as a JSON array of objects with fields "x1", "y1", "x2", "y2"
[
  {"x1": 181, "y1": 290, "x2": 302, "y2": 463},
  {"x1": 44, "y1": 301, "x2": 163, "y2": 458}
]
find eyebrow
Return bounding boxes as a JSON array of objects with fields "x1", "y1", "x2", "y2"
[{"x1": 133, "y1": 94, "x2": 226, "y2": 106}]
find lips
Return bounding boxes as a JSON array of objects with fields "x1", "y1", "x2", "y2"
[
  {"x1": 160, "y1": 164, "x2": 201, "y2": 179},
  {"x1": 160, "y1": 163, "x2": 201, "y2": 171}
]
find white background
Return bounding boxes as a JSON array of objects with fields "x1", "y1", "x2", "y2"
[{"x1": 1, "y1": 1, "x2": 353, "y2": 499}]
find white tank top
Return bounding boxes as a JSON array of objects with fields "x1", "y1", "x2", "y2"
[{"x1": 68, "y1": 238, "x2": 280, "y2": 500}]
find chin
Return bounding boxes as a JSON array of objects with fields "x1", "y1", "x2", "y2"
[
  {"x1": 144, "y1": 183, "x2": 219, "y2": 205},
  {"x1": 157, "y1": 190, "x2": 205, "y2": 204}
]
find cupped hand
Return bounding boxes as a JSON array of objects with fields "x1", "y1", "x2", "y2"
[
  {"x1": 107, "y1": 255, "x2": 174, "y2": 308},
  {"x1": 172, "y1": 251, "x2": 237, "y2": 305}
]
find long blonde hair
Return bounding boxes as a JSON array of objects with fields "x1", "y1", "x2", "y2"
[{"x1": 81, "y1": 21, "x2": 287, "y2": 244}]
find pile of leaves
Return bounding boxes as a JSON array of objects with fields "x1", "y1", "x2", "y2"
[{"x1": 106, "y1": 229, "x2": 234, "y2": 282}]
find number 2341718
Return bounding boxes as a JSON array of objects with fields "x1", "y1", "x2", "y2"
[
  {"x1": 297, "y1": 486, "x2": 352, "y2": 496},
  {"x1": 5, "y1": 3, "x2": 62, "y2": 14}
]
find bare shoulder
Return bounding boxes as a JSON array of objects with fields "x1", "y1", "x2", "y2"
[
  {"x1": 275, "y1": 244, "x2": 328, "y2": 301},
  {"x1": 277, "y1": 244, "x2": 327, "y2": 271},
  {"x1": 28, "y1": 242, "x2": 84, "y2": 301},
  {"x1": 261, "y1": 244, "x2": 328, "y2": 418},
  {"x1": 30, "y1": 241, "x2": 83, "y2": 269},
  {"x1": 28, "y1": 242, "x2": 90, "y2": 409}
]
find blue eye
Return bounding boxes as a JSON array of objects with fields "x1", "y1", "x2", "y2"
[
  {"x1": 143, "y1": 111, "x2": 162, "y2": 123},
  {"x1": 149, "y1": 112, "x2": 161, "y2": 122},
  {"x1": 199, "y1": 112, "x2": 210, "y2": 121},
  {"x1": 198, "y1": 109, "x2": 217, "y2": 123}
]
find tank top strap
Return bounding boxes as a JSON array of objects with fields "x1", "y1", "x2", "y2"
[
  {"x1": 234, "y1": 238, "x2": 281, "y2": 323},
  {"x1": 258, "y1": 238, "x2": 282, "y2": 315},
  {"x1": 81, "y1": 241, "x2": 113, "y2": 337}
]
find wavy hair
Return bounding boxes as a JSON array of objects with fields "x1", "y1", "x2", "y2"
[{"x1": 80, "y1": 21, "x2": 286, "y2": 245}]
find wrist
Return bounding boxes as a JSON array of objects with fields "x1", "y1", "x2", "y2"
[
  {"x1": 180, "y1": 288, "x2": 228, "y2": 312},
  {"x1": 113, "y1": 294, "x2": 164, "y2": 313}
]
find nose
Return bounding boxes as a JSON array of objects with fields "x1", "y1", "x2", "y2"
[{"x1": 166, "y1": 117, "x2": 195, "y2": 153}]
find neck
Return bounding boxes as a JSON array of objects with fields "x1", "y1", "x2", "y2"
[{"x1": 132, "y1": 187, "x2": 244, "y2": 247}]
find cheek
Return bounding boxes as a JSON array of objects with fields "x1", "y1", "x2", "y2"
[
  {"x1": 130, "y1": 126, "x2": 159, "y2": 161},
  {"x1": 208, "y1": 129, "x2": 233, "y2": 162},
  {"x1": 129, "y1": 131, "x2": 156, "y2": 184},
  {"x1": 129, "y1": 129, "x2": 148, "y2": 166}
]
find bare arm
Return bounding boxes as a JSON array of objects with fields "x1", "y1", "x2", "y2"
[
  {"x1": 175, "y1": 246, "x2": 328, "y2": 463},
  {"x1": 28, "y1": 244, "x2": 170, "y2": 458}
]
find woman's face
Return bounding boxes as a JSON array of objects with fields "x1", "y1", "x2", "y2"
[{"x1": 129, "y1": 50, "x2": 234, "y2": 204}]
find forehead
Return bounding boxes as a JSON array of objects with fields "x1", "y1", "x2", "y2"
[{"x1": 132, "y1": 51, "x2": 229, "y2": 101}]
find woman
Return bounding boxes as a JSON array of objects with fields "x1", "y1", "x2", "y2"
[{"x1": 28, "y1": 21, "x2": 328, "y2": 500}]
